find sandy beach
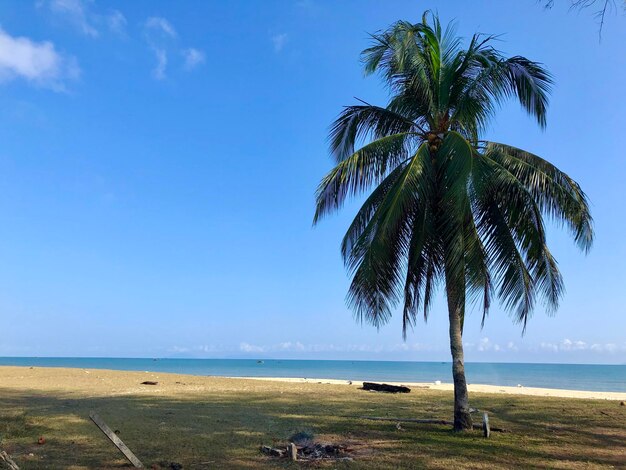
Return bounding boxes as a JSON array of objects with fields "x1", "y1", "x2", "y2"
[
  {"x1": 0, "y1": 365, "x2": 622, "y2": 400},
  {"x1": 0, "y1": 365, "x2": 623, "y2": 400}
]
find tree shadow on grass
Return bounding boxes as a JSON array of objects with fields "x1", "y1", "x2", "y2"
[{"x1": 0, "y1": 385, "x2": 623, "y2": 469}]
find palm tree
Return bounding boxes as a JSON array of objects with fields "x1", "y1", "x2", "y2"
[{"x1": 314, "y1": 12, "x2": 593, "y2": 431}]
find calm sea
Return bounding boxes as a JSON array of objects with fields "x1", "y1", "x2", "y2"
[{"x1": 0, "y1": 357, "x2": 624, "y2": 392}]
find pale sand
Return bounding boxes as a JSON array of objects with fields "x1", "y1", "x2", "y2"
[
  {"x1": 0, "y1": 366, "x2": 623, "y2": 401},
  {"x1": 234, "y1": 376, "x2": 626, "y2": 400}
]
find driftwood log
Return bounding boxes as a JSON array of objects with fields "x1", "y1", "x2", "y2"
[
  {"x1": 358, "y1": 416, "x2": 508, "y2": 433},
  {"x1": 362, "y1": 382, "x2": 411, "y2": 393}
]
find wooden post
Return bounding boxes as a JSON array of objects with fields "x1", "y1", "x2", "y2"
[
  {"x1": 482, "y1": 412, "x2": 490, "y2": 438},
  {"x1": 287, "y1": 442, "x2": 297, "y2": 461},
  {"x1": 89, "y1": 411, "x2": 144, "y2": 468}
]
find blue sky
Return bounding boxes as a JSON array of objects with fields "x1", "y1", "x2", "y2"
[{"x1": 0, "y1": 0, "x2": 624, "y2": 364}]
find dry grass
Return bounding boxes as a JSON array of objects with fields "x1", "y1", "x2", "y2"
[{"x1": 0, "y1": 367, "x2": 624, "y2": 469}]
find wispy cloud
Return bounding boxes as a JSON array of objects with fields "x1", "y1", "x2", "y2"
[
  {"x1": 143, "y1": 17, "x2": 203, "y2": 79},
  {"x1": 144, "y1": 17, "x2": 176, "y2": 80},
  {"x1": 37, "y1": 0, "x2": 127, "y2": 37},
  {"x1": 106, "y1": 9, "x2": 127, "y2": 35},
  {"x1": 182, "y1": 48, "x2": 205, "y2": 70},
  {"x1": 145, "y1": 17, "x2": 177, "y2": 38},
  {"x1": 295, "y1": 0, "x2": 321, "y2": 16},
  {"x1": 0, "y1": 27, "x2": 79, "y2": 91},
  {"x1": 271, "y1": 33, "x2": 288, "y2": 52},
  {"x1": 152, "y1": 49, "x2": 168, "y2": 80},
  {"x1": 42, "y1": 0, "x2": 98, "y2": 37}
]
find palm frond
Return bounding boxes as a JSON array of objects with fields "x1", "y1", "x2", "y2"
[
  {"x1": 329, "y1": 104, "x2": 418, "y2": 161},
  {"x1": 314, "y1": 132, "x2": 418, "y2": 223},
  {"x1": 473, "y1": 154, "x2": 565, "y2": 326},
  {"x1": 347, "y1": 144, "x2": 432, "y2": 328},
  {"x1": 501, "y1": 57, "x2": 553, "y2": 129},
  {"x1": 485, "y1": 142, "x2": 593, "y2": 251}
]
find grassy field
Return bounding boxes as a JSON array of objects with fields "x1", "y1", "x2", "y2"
[{"x1": 0, "y1": 367, "x2": 624, "y2": 469}]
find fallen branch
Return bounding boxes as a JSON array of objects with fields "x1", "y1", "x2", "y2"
[
  {"x1": 357, "y1": 416, "x2": 509, "y2": 433},
  {"x1": 0, "y1": 451, "x2": 19, "y2": 470}
]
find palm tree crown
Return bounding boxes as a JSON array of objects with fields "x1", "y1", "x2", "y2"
[{"x1": 314, "y1": 12, "x2": 593, "y2": 338}]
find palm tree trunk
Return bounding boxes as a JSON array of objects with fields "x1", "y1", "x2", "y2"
[{"x1": 445, "y1": 277, "x2": 473, "y2": 431}]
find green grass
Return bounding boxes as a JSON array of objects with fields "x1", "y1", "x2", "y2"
[{"x1": 0, "y1": 374, "x2": 624, "y2": 469}]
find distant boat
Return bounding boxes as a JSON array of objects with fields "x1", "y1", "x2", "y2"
[{"x1": 256, "y1": 360, "x2": 264, "y2": 364}]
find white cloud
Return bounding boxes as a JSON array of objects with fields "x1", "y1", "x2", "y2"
[
  {"x1": 278, "y1": 341, "x2": 305, "y2": 351},
  {"x1": 106, "y1": 10, "x2": 127, "y2": 35},
  {"x1": 39, "y1": 0, "x2": 99, "y2": 37},
  {"x1": 540, "y1": 341, "x2": 559, "y2": 352},
  {"x1": 168, "y1": 344, "x2": 223, "y2": 354},
  {"x1": 389, "y1": 342, "x2": 433, "y2": 352},
  {"x1": 38, "y1": 0, "x2": 127, "y2": 37},
  {"x1": 145, "y1": 17, "x2": 177, "y2": 38},
  {"x1": 539, "y1": 338, "x2": 625, "y2": 354},
  {"x1": 143, "y1": 17, "x2": 178, "y2": 80},
  {"x1": 152, "y1": 49, "x2": 167, "y2": 80},
  {"x1": 478, "y1": 337, "x2": 499, "y2": 352},
  {"x1": 169, "y1": 338, "x2": 626, "y2": 360},
  {"x1": 590, "y1": 343, "x2": 620, "y2": 353},
  {"x1": 295, "y1": 0, "x2": 320, "y2": 16},
  {"x1": 143, "y1": 18, "x2": 206, "y2": 79},
  {"x1": 239, "y1": 342, "x2": 265, "y2": 353},
  {"x1": 235, "y1": 341, "x2": 433, "y2": 355},
  {"x1": 561, "y1": 338, "x2": 587, "y2": 351},
  {"x1": 0, "y1": 27, "x2": 79, "y2": 91},
  {"x1": 466, "y1": 337, "x2": 503, "y2": 353},
  {"x1": 271, "y1": 33, "x2": 288, "y2": 52},
  {"x1": 182, "y1": 48, "x2": 205, "y2": 70}
]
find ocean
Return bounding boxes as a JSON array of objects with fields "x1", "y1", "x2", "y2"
[{"x1": 0, "y1": 357, "x2": 624, "y2": 392}]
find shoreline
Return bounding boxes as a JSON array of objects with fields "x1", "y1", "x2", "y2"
[
  {"x1": 0, "y1": 365, "x2": 623, "y2": 400},
  {"x1": 232, "y1": 376, "x2": 626, "y2": 400}
]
